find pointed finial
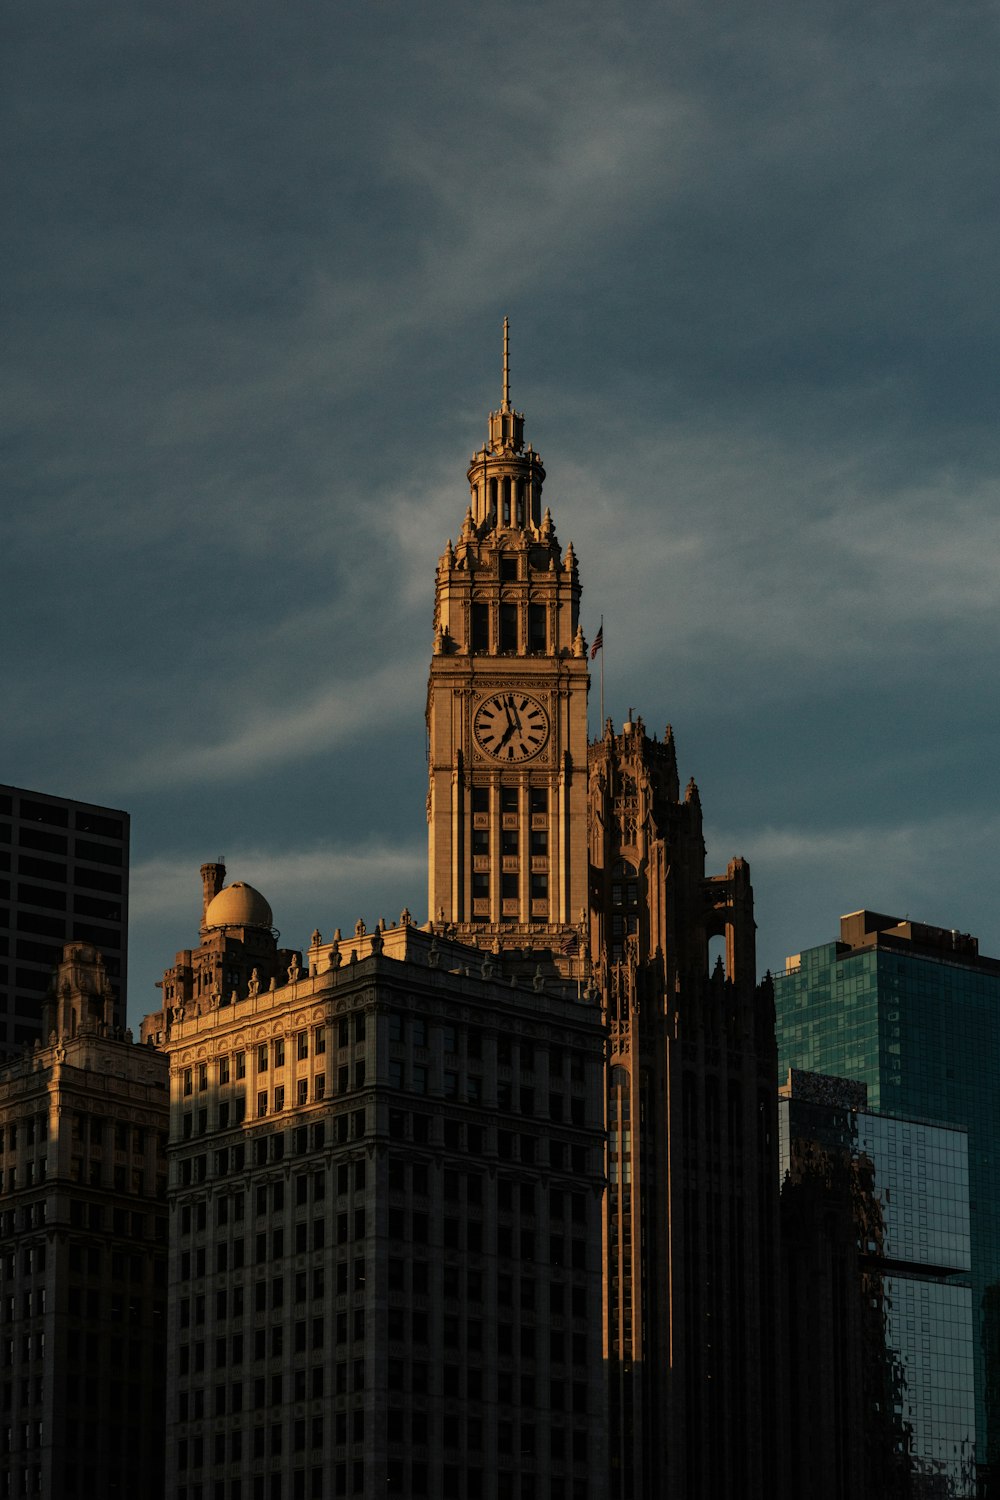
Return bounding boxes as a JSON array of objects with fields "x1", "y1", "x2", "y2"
[{"x1": 502, "y1": 317, "x2": 510, "y2": 411}]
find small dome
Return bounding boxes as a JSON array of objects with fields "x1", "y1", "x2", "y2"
[{"x1": 204, "y1": 881, "x2": 273, "y2": 931}]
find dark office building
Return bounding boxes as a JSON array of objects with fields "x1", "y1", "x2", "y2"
[
  {"x1": 775, "y1": 910, "x2": 1000, "y2": 1493},
  {"x1": 0, "y1": 785, "x2": 129, "y2": 1058}
]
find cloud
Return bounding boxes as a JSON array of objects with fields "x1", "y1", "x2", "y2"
[
  {"x1": 131, "y1": 839, "x2": 426, "y2": 923},
  {"x1": 709, "y1": 811, "x2": 1000, "y2": 974},
  {"x1": 121, "y1": 656, "x2": 427, "y2": 790}
]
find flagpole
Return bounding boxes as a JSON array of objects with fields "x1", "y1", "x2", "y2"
[{"x1": 599, "y1": 615, "x2": 605, "y2": 730}]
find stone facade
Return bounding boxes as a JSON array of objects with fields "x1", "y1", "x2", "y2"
[
  {"x1": 0, "y1": 942, "x2": 168, "y2": 1499},
  {"x1": 590, "y1": 718, "x2": 780, "y2": 1500},
  {"x1": 141, "y1": 910, "x2": 607, "y2": 1500},
  {"x1": 426, "y1": 321, "x2": 590, "y2": 966},
  {"x1": 425, "y1": 334, "x2": 782, "y2": 1499}
]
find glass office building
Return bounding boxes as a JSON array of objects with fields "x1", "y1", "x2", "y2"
[
  {"x1": 775, "y1": 911, "x2": 1000, "y2": 1490},
  {"x1": 780, "y1": 1069, "x2": 976, "y2": 1497}
]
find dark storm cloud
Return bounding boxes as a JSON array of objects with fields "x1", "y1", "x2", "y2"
[{"x1": 2, "y1": 0, "x2": 997, "y2": 1015}]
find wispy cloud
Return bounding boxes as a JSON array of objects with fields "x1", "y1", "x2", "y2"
[
  {"x1": 121, "y1": 657, "x2": 426, "y2": 790},
  {"x1": 131, "y1": 839, "x2": 426, "y2": 925}
]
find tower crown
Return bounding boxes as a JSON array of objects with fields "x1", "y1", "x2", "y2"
[
  {"x1": 487, "y1": 317, "x2": 525, "y2": 454},
  {"x1": 467, "y1": 319, "x2": 546, "y2": 532}
]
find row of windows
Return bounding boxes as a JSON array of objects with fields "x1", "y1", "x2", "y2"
[
  {"x1": 472, "y1": 871, "x2": 549, "y2": 900},
  {"x1": 177, "y1": 1114, "x2": 366, "y2": 1184},
  {"x1": 4, "y1": 856, "x2": 122, "y2": 893},
  {"x1": 180, "y1": 1315, "x2": 344, "y2": 1370},
  {"x1": 176, "y1": 1463, "x2": 591, "y2": 1500},
  {"x1": 179, "y1": 1411, "x2": 329, "y2": 1467},
  {"x1": 0, "y1": 799, "x2": 123, "y2": 840},
  {"x1": 467, "y1": 601, "x2": 549, "y2": 656},
  {"x1": 179, "y1": 1250, "x2": 366, "y2": 1299},
  {"x1": 181, "y1": 1270, "x2": 329, "y2": 1328},
  {"x1": 387, "y1": 1110, "x2": 591, "y2": 1171},
  {"x1": 181, "y1": 1024, "x2": 340, "y2": 1093},
  {"x1": 470, "y1": 786, "x2": 548, "y2": 815},
  {"x1": 472, "y1": 828, "x2": 548, "y2": 855},
  {"x1": 8, "y1": 883, "x2": 121, "y2": 922}
]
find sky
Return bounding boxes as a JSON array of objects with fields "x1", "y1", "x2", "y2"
[{"x1": 3, "y1": 1, "x2": 999, "y2": 1031}]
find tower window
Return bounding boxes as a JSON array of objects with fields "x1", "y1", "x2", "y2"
[
  {"x1": 499, "y1": 604, "x2": 518, "y2": 654},
  {"x1": 530, "y1": 874, "x2": 548, "y2": 900},
  {"x1": 472, "y1": 830, "x2": 489, "y2": 856},
  {"x1": 528, "y1": 605, "x2": 546, "y2": 654},
  {"x1": 471, "y1": 604, "x2": 489, "y2": 655},
  {"x1": 501, "y1": 874, "x2": 518, "y2": 900},
  {"x1": 502, "y1": 831, "x2": 519, "y2": 856},
  {"x1": 529, "y1": 788, "x2": 548, "y2": 815},
  {"x1": 472, "y1": 874, "x2": 489, "y2": 900},
  {"x1": 471, "y1": 786, "x2": 489, "y2": 814},
  {"x1": 500, "y1": 556, "x2": 518, "y2": 581},
  {"x1": 500, "y1": 788, "x2": 518, "y2": 815},
  {"x1": 530, "y1": 829, "x2": 548, "y2": 856}
]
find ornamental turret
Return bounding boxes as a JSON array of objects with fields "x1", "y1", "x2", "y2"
[{"x1": 466, "y1": 318, "x2": 547, "y2": 533}]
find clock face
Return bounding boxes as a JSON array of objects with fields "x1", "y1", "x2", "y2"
[{"x1": 473, "y1": 692, "x2": 550, "y2": 762}]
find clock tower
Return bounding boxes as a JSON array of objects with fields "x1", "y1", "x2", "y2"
[{"x1": 427, "y1": 323, "x2": 590, "y2": 964}]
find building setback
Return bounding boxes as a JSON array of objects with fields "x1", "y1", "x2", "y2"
[
  {"x1": 774, "y1": 910, "x2": 1000, "y2": 1495},
  {"x1": 0, "y1": 784, "x2": 129, "y2": 1059},
  {"x1": 0, "y1": 942, "x2": 169, "y2": 1500},
  {"x1": 141, "y1": 889, "x2": 607, "y2": 1500},
  {"x1": 779, "y1": 1067, "x2": 975, "y2": 1500}
]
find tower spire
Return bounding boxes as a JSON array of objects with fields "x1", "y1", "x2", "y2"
[{"x1": 502, "y1": 316, "x2": 511, "y2": 412}]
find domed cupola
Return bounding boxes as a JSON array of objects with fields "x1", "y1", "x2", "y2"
[{"x1": 203, "y1": 881, "x2": 274, "y2": 932}]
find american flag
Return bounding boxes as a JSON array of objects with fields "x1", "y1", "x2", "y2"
[
  {"x1": 590, "y1": 625, "x2": 603, "y2": 660},
  {"x1": 561, "y1": 931, "x2": 580, "y2": 956}
]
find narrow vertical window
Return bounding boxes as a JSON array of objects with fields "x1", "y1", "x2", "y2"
[
  {"x1": 471, "y1": 604, "x2": 489, "y2": 655},
  {"x1": 499, "y1": 605, "x2": 518, "y2": 654}
]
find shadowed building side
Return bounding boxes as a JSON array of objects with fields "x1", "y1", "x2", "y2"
[{"x1": 590, "y1": 715, "x2": 780, "y2": 1500}]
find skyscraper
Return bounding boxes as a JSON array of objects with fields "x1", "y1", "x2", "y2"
[
  {"x1": 779, "y1": 1067, "x2": 975, "y2": 1499},
  {"x1": 424, "y1": 331, "x2": 781, "y2": 1498},
  {"x1": 0, "y1": 785, "x2": 129, "y2": 1058},
  {"x1": 774, "y1": 909, "x2": 1000, "y2": 1493},
  {"x1": 590, "y1": 718, "x2": 780, "y2": 1499}
]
